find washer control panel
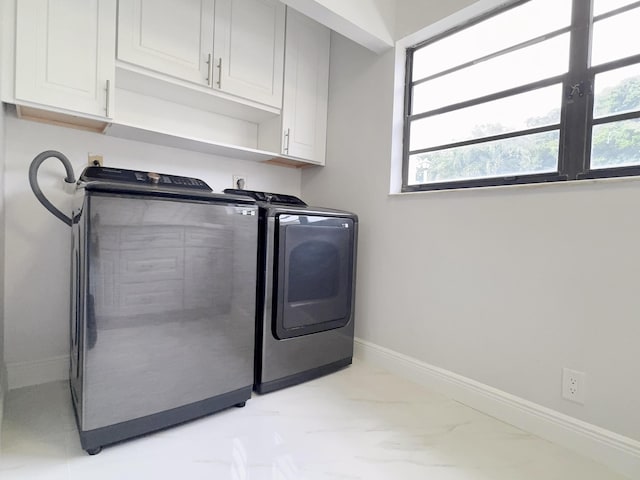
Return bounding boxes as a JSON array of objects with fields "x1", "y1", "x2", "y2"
[{"x1": 81, "y1": 166, "x2": 212, "y2": 191}]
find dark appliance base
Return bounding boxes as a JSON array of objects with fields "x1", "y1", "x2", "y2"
[
  {"x1": 72, "y1": 385, "x2": 252, "y2": 454},
  {"x1": 255, "y1": 357, "x2": 352, "y2": 394}
]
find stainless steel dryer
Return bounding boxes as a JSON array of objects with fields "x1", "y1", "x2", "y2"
[
  {"x1": 225, "y1": 189, "x2": 358, "y2": 394},
  {"x1": 71, "y1": 167, "x2": 258, "y2": 454}
]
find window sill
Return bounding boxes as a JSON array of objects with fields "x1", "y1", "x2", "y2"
[{"x1": 389, "y1": 173, "x2": 640, "y2": 197}]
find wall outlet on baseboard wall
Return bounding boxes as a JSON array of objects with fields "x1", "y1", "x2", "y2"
[{"x1": 562, "y1": 367, "x2": 586, "y2": 404}]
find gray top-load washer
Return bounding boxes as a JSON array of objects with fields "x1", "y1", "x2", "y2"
[{"x1": 71, "y1": 167, "x2": 258, "y2": 454}]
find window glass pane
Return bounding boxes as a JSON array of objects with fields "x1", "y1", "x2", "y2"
[
  {"x1": 591, "y1": 7, "x2": 640, "y2": 66},
  {"x1": 410, "y1": 85, "x2": 561, "y2": 152},
  {"x1": 412, "y1": 0, "x2": 572, "y2": 81},
  {"x1": 412, "y1": 34, "x2": 569, "y2": 114},
  {"x1": 408, "y1": 131, "x2": 559, "y2": 185},
  {"x1": 591, "y1": 118, "x2": 640, "y2": 169},
  {"x1": 593, "y1": 64, "x2": 640, "y2": 119},
  {"x1": 593, "y1": 0, "x2": 638, "y2": 16}
]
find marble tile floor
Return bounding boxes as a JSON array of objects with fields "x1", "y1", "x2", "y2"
[{"x1": 0, "y1": 360, "x2": 629, "y2": 480}]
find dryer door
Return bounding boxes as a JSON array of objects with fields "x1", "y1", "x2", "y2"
[{"x1": 273, "y1": 213, "x2": 355, "y2": 339}]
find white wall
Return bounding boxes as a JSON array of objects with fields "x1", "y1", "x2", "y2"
[
  {"x1": 301, "y1": 31, "x2": 640, "y2": 443},
  {"x1": 281, "y1": 0, "x2": 396, "y2": 52},
  {"x1": 317, "y1": 0, "x2": 396, "y2": 42},
  {"x1": 394, "y1": 0, "x2": 477, "y2": 39},
  {"x1": 3, "y1": 110, "x2": 301, "y2": 389}
]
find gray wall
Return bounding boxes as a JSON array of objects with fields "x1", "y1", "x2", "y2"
[
  {"x1": 301, "y1": 31, "x2": 640, "y2": 442},
  {"x1": 0, "y1": 10, "x2": 6, "y2": 430},
  {"x1": 0, "y1": 104, "x2": 6, "y2": 433}
]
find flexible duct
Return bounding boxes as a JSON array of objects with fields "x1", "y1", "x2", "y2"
[{"x1": 28, "y1": 150, "x2": 76, "y2": 226}]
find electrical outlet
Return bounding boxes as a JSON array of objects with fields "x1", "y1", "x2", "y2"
[
  {"x1": 88, "y1": 153, "x2": 104, "y2": 167},
  {"x1": 562, "y1": 368, "x2": 586, "y2": 404},
  {"x1": 232, "y1": 175, "x2": 247, "y2": 190}
]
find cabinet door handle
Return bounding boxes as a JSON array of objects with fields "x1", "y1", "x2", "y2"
[
  {"x1": 105, "y1": 80, "x2": 111, "y2": 117},
  {"x1": 206, "y1": 53, "x2": 214, "y2": 87},
  {"x1": 216, "y1": 57, "x2": 222, "y2": 88},
  {"x1": 283, "y1": 128, "x2": 290, "y2": 154}
]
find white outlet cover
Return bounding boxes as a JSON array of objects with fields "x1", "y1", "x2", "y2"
[
  {"x1": 232, "y1": 175, "x2": 247, "y2": 189},
  {"x1": 562, "y1": 367, "x2": 586, "y2": 404}
]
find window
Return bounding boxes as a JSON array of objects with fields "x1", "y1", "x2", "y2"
[{"x1": 403, "y1": 0, "x2": 640, "y2": 191}]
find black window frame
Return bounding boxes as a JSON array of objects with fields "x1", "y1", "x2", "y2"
[{"x1": 402, "y1": 0, "x2": 640, "y2": 192}]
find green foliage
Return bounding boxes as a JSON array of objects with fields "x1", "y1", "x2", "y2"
[
  {"x1": 413, "y1": 74, "x2": 640, "y2": 183},
  {"x1": 591, "y1": 120, "x2": 640, "y2": 168},
  {"x1": 414, "y1": 131, "x2": 558, "y2": 183},
  {"x1": 526, "y1": 108, "x2": 561, "y2": 128},
  {"x1": 591, "y1": 75, "x2": 640, "y2": 168},
  {"x1": 594, "y1": 77, "x2": 640, "y2": 117}
]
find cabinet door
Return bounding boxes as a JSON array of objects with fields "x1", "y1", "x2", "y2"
[
  {"x1": 15, "y1": 0, "x2": 116, "y2": 118},
  {"x1": 118, "y1": 0, "x2": 214, "y2": 85},
  {"x1": 213, "y1": 0, "x2": 285, "y2": 108},
  {"x1": 281, "y1": 10, "x2": 330, "y2": 164}
]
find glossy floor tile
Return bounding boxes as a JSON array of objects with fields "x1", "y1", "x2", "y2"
[{"x1": 0, "y1": 360, "x2": 629, "y2": 479}]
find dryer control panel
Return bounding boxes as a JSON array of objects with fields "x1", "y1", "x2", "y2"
[
  {"x1": 81, "y1": 166, "x2": 211, "y2": 191},
  {"x1": 223, "y1": 188, "x2": 307, "y2": 206}
]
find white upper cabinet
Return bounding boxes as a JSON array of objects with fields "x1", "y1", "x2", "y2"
[
  {"x1": 280, "y1": 9, "x2": 330, "y2": 164},
  {"x1": 213, "y1": 0, "x2": 285, "y2": 108},
  {"x1": 117, "y1": 0, "x2": 214, "y2": 85},
  {"x1": 15, "y1": 0, "x2": 116, "y2": 119},
  {"x1": 117, "y1": 0, "x2": 285, "y2": 109}
]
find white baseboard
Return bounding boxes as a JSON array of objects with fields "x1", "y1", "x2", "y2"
[
  {"x1": 0, "y1": 359, "x2": 7, "y2": 394},
  {"x1": 7, "y1": 355, "x2": 69, "y2": 390},
  {"x1": 354, "y1": 338, "x2": 640, "y2": 480},
  {"x1": 0, "y1": 359, "x2": 6, "y2": 436}
]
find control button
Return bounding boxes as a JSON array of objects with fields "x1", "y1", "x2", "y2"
[{"x1": 147, "y1": 172, "x2": 161, "y2": 184}]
